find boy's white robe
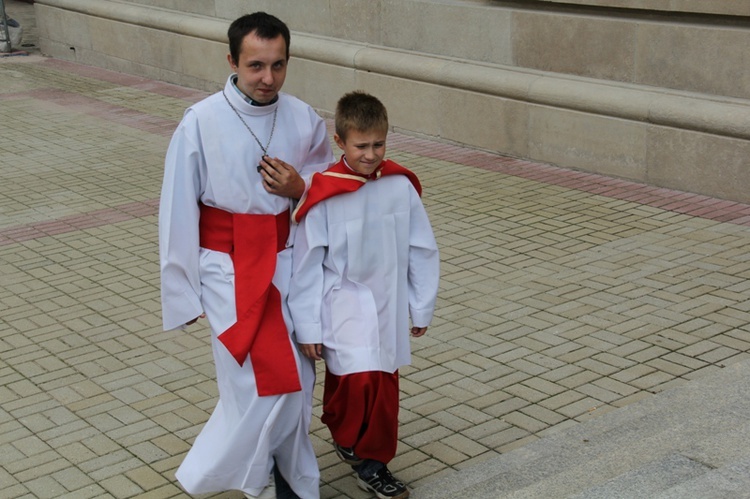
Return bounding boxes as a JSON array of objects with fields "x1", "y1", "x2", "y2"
[
  {"x1": 289, "y1": 172, "x2": 440, "y2": 376},
  {"x1": 159, "y1": 75, "x2": 333, "y2": 498}
]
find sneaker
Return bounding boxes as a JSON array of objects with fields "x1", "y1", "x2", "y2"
[
  {"x1": 334, "y1": 441, "x2": 363, "y2": 465},
  {"x1": 357, "y1": 466, "x2": 410, "y2": 499}
]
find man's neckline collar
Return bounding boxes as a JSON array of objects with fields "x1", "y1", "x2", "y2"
[{"x1": 231, "y1": 75, "x2": 279, "y2": 106}]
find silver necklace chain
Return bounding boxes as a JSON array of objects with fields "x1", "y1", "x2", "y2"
[{"x1": 222, "y1": 89, "x2": 278, "y2": 156}]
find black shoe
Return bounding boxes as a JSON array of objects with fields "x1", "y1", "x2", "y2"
[
  {"x1": 333, "y1": 442, "x2": 363, "y2": 465},
  {"x1": 356, "y1": 466, "x2": 410, "y2": 499}
]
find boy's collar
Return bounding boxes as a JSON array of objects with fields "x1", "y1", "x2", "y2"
[{"x1": 342, "y1": 155, "x2": 383, "y2": 180}]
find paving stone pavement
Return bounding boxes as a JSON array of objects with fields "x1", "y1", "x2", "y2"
[{"x1": 2, "y1": 1, "x2": 750, "y2": 498}]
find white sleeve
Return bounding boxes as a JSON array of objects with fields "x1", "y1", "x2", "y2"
[
  {"x1": 158, "y1": 111, "x2": 205, "y2": 331},
  {"x1": 288, "y1": 109, "x2": 334, "y2": 240},
  {"x1": 289, "y1": 204, "x2": 328, "y2": 345},
  {"x1": 298, "y1": 108, "x2": 335, "y2": 182},
  {"x1": 408, "y1": 188, "x2": 440, "y2": 328}
]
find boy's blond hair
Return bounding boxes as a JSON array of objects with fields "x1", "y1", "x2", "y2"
[{"x1": 335, "y1": 91, "x2": 389, "y2": 141}]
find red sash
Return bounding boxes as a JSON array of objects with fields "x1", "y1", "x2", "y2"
[
  {"x1": 292, "y1": 158, "x2": 422, "y2": 223},
  {"x1": 199, "y1": 203, "x2": 301, "y2": 396}
]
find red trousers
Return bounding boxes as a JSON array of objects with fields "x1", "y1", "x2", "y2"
[{"x1": 322, "y1": 368, "x2": 399, "y2": 464}]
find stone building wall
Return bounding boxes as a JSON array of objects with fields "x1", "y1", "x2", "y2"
[{"x1": 33, "y1": 0, "x2": 750, "y2": 202}]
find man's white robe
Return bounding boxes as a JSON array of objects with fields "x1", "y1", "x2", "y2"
[
  {"x1": 159, "y1": 75, "x2": 333, "y2": 498},
  {"x1": 289, "y1": 173, "x2": 440, "y2": 376}
]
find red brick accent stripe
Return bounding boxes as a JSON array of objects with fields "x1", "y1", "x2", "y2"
[{"x1": 0, "y1": 199, "x2": 159, "y2": 246}]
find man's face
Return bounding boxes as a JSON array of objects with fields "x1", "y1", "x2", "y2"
[
  {"x1": 228, "y1": 32, "x2": 288, "y2": 104},
  {"x1": 335, "y1": 129, "x2": 387, "y2": 176}
]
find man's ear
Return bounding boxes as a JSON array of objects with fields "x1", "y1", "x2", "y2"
[{"x1": 227, "y1": 53, "x2": 236, "y2": 71}]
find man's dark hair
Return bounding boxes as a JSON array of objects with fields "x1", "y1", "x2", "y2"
[{"x1": 228, "y1": 12, "x2": 291, "y2": 64}]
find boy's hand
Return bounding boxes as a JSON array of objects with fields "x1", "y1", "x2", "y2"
[
  {"x1": 300, "y1": 343, "x2": 323, "y2": 360},
  {"x1": 411, "y1": 326, "x2": 427, "y2": 337},
  {"x1": 258, "y1": 156, "x2": 305, "y2": 199}
]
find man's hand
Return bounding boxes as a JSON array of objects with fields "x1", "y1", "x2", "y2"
[
  {"x1": 259, "y1": 156, "x2": 305, "y2": 199},
  {"x1": 411, "y1": 326, "x2": 427, "y2": 337},
  {"x1": 300, "y1": 343, "x2": 323, "y2": 360},
  {"x1": 185, "y1": 313, "x2": 206, "y2": 326}
]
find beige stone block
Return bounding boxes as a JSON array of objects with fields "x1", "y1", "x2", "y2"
[
  {"x1": 382, "y1": 0, "x2": 513, "y2": 65},
  {"x1": 437, "y1": 89, "x2": 529, "y2": 158},
  {"x1": 215, "y1": 0, "x2": 270, "y2": 22},
  {"x1": 354, "y1": 73, "x2": 442, "y2": 138},
  {"x1": 528, "y1": 106, "x2": 647, "y2": 181},
  {"x1": 72, "y1": 44, "x2": 157, "y2": 83},
  {"x1": 122, "y1": 0, "x2": 216, "y2": 17},
  {"x1": 328, "y1": 0, "x2": 382, "y2": 44},
  {"x1": 635, "y1": 23, "x2": 750, "y2": 100},
  {"x1": 542, "y1": 0, "x2": 656, "y2": 9},
  {"x1": 284, "y1": 1, "x2": 333, "y2": 39},
  {"x1": 178, "y1": 37, "x2": 228, "y2": 86},
  {"x1": 539, "y1": 0, "x2": 750, "y2": 16},
  {"x1": 215, "y1": 0, "x2": 331, "y2": 34},
  {"x1": 284, "y1": 59, "x2": 356, "y2": 116},
  {"x1": 89, "y1": 19, "x2": 184, "y2": 74},
  {"x1": 156, "y1": 65, "x2": 224, "y2": 93},
  {"x1": 36, "y1": 5, "x2": 93, "y2": 50},
  {"x1": 671, "y1": 0, "x2": 750, "y2": 16},
  {"x1": 37, "y1": 38, "x2": 78, "y2": 62},
  {"x1": 514, "y1": 12, "x2": 636, "y2": 83},
  {"x1": 646, "y1": 128, "x2": 750, "y2": 203}
]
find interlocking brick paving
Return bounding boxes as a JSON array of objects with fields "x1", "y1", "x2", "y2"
[{"x1": 2, "y1": 25, "x2": 750, "y2": 499}]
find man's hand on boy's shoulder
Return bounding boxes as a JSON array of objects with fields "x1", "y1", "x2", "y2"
[
  {"x1": 299, "y1": 343, "x2": 323, "y2": 360},
  {"x1": 411, "y1": 327, "x2": 427, "y2": 337}
]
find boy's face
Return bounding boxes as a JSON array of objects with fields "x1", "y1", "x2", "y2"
[
  {"x1": 334, "y1": 129, "x2": 387, "y2": 176},
  {"x1": 228, "y1": 32, "x2": 288, "y2": 104}
]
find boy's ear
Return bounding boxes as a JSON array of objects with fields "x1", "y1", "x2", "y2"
[{"x1": 333, "y1": 133, "x2": 345, "y2": 150}]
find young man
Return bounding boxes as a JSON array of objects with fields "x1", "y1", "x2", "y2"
[
  {"x1": 159, "y1": 12, "x2": 334, "y2": 499},
  {"x1": 289, "y1": 91, "x2": 440, "y2": 499}
]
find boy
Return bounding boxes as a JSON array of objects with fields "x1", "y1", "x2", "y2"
[{"x1": 289, "y1": 91, "x2": 440, "y2": 498}]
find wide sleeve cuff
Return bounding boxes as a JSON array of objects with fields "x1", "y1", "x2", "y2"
[
  {"x1": 410, "y1": 306, "x2": 435, "y2": 329},
  {"x1": 294, "y1": 321, "x2": 323, "y2": 345},
  {"x1": 161, "y1": 287, "x2": 203, "y2": 331}
]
